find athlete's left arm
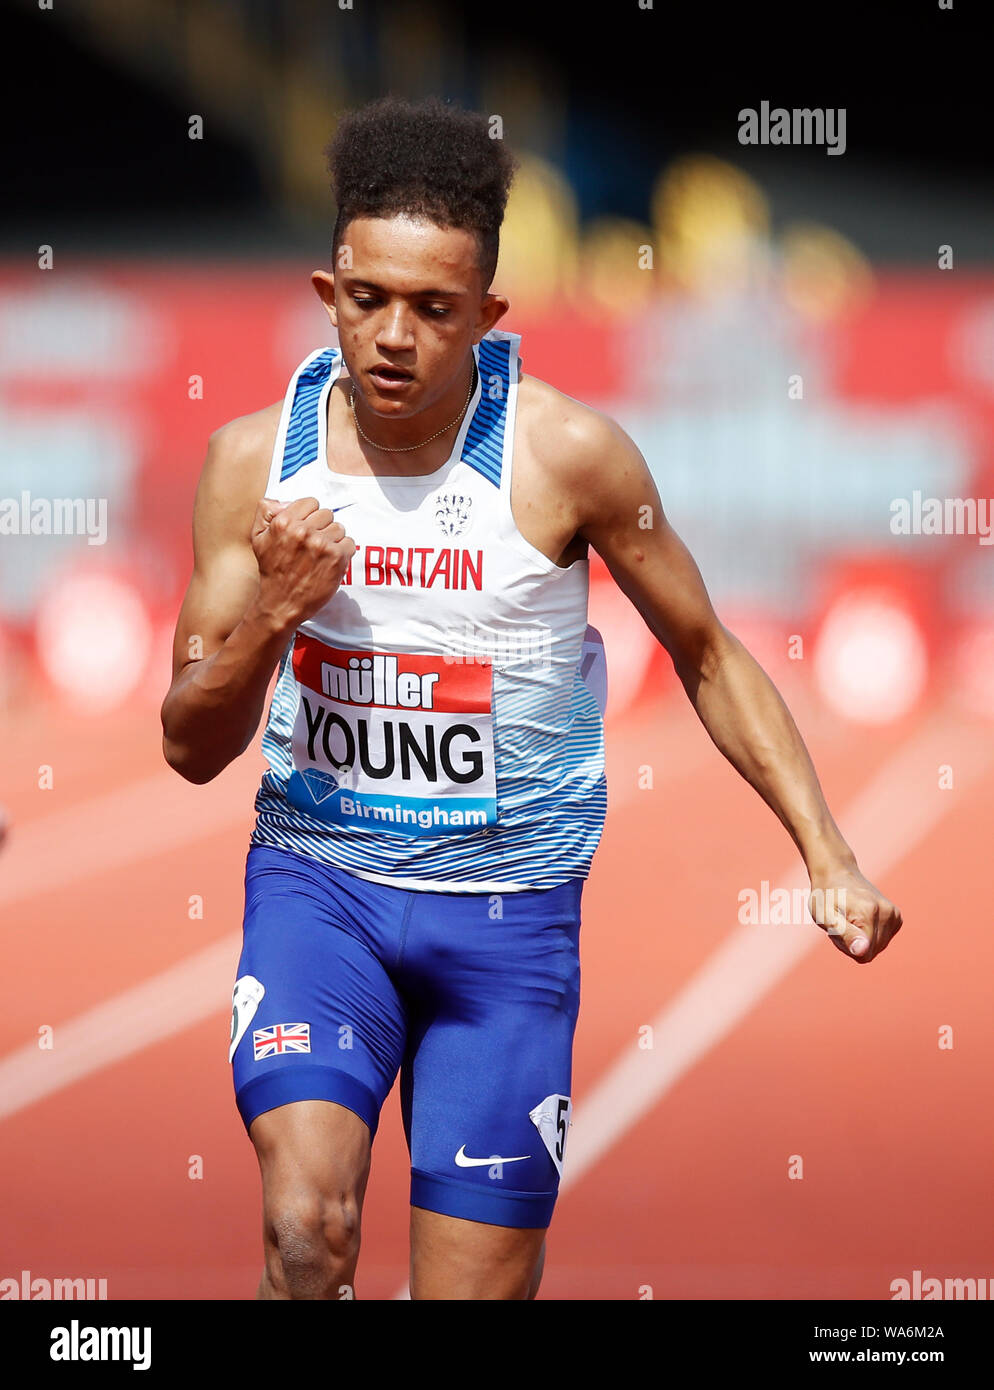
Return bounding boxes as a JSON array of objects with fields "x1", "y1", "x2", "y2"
[{"x1": 572, "y1": 412, "x2": 903, "y2": 964}]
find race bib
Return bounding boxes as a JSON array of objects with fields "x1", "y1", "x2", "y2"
[{"x1": 286, "y1": 635, "x2": 497, "y2": 836}]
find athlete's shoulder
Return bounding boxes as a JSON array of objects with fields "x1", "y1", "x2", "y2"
[
  {"x1": 207, "y1": 400, "x2": 284, "y2": 473},
  {"x1": 194, "y1": 401, "x2": 284, "y2": 541},
  {"x1": 517, "y1": 371, "x2": 641, "y2": 485}
]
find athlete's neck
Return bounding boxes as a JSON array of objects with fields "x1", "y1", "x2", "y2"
[{"x1": 348, "y1": 355, "x2": 476, "y2": 455}]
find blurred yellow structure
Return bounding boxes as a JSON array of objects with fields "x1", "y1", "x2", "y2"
[
  {"x1": 494, "y1": 154, "x2": 581, "y2": 309},
  {"x1": 651, "y1": 155, "x2": 771, "y2": 298},
  {"x1": 779, "y1": 223, "x2": 875, "y2": 320},
  {"x1": 571, "y1": 217, "x2": 658, "y2": 317}
]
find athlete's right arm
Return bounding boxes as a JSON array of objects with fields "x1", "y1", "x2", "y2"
[{"x1": 160, "y1": 412, "x2": 355, "y2": 784}]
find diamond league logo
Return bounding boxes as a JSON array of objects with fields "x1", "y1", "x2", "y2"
[
  {"x1": 433, "y1": 490, "x2": 473, "y2": 537},
  {"x1": 299, "y1": 767, "x2": 340, "y2": 803}
]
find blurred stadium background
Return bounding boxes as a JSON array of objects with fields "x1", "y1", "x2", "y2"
[{"x1": 1, "y1": 1, "x2": 992, "y2": 1300}]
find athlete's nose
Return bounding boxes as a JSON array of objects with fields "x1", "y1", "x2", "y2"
[{"x1": 376, "y1": 301, "x2": 416, "y2": 352}]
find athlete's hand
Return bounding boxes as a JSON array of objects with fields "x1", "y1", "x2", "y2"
[
  {"x1": 251, "y1": 496, "x2": 356, "y2": 629},
  {"x1": 807, "y1": 864, "x2": 903, "y2": 963}
]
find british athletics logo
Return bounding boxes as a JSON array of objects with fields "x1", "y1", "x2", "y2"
[{"x1": 252, "y1": 1023, "x2": 311, "y2": 1060}]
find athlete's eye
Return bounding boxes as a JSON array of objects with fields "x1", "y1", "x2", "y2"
[
  {"x1": 352, "y1": 295, "x2": 379, "y2": 309},
  {"x1": 423, "y1": 306, "x2": 451, "y2": 317}
]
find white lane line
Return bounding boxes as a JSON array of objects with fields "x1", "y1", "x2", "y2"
[
  {"x1": 393, "y1": 714, "x2": 987, "y2": 1296},
  {"x1": 0, "y1": 697, "x2": 689, "y2": 913},
  {"x1": 0, "y1": 769, "x2": 257, "y2": 909},
  {"x1": 0, "y1": 708, "x2": 695, "y2": 1120},
  {"x1": 0, "y1": 933, "x2": 241, "y2": 1123},
  {"x1": 0, "y1": 712, "x2": 663, "y2": 1118},
  {"x1": 562, "y1": 714, "x2": 988, "y2": 1186}
]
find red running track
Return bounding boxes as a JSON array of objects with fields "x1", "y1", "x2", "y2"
[{"x1": 0, "y1": 675, "x2": 991, "y2": 1299}]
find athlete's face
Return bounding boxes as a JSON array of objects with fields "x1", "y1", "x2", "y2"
[{"x1": 312, "y1": 214, "x2": 508, "y2": 417}]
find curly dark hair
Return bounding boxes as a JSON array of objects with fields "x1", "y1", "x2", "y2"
[{"x1": 326, "y1": 95, "x2": 518, "y2": 291}]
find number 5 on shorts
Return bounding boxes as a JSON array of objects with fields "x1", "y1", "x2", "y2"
[{"x1": 529, "y1": 1093, "x2": 573, "y2": 1179}]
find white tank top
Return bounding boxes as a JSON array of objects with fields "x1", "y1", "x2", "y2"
[{"x1": 249, "y1": 328, "x2": 607, "y2": 892}]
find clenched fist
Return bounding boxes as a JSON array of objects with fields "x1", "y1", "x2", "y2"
[
  {"x1": 808, "y1": 864, "x2": 903, "y2": 963},
  {"x1": 251, "y1": 496, "x2": 356, "y2": 630}
]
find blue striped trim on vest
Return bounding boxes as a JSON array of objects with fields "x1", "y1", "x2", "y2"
[
  {"x1": 462, "y1": 337, "x2": 511, "y2": 489},
  {"x1": 280, "y1": 348, "x2": 339, "y2": 482}
]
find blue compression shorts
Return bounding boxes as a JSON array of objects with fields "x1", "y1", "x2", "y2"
[{"x1": 229, "y1": 844, "x2": 583, "y2": 1229}]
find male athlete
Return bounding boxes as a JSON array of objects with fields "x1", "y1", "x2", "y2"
[{"x1": 161, "y1": 96, "x2": 902, "y2": 1301}]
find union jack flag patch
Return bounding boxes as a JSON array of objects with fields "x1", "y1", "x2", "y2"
[{"x1": 253, "y1": 1023, "x2": 311, "y2": 1060}]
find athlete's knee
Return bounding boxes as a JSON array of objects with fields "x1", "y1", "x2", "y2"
[{"x1": 264, "y1": 1189, "x2": 361, "y2": 1297}]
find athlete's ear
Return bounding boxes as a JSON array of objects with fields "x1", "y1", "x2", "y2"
[
  {"x1": 311, "y1": 270, "x2": 338, "y2": 330},
  {"x1": 476, "y1": 292, "x2": 509, "y2": 339}
]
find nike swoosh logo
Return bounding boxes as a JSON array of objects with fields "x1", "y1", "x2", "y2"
[
  {"x1": 454, "y1": 1144, "x2": 531, "y2": 1167},
  {"x1": 329, "y1": 502, "x2": 354, "y2": 512}
]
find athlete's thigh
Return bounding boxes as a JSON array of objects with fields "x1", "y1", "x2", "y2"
[
  {"x1": 402, "y1": 876, "x2": 583, "y2": 1296},
  {"x1": 230, "y1": 844, "x2": 409, "y2": 1154}
]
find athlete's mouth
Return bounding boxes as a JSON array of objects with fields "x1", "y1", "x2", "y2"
[{"x1": 369, "y1": 364, "x2": 415, "y2": 383}]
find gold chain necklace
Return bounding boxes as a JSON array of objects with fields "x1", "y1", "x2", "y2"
[{"x1": 350, "y1": 360, "x2": 477, "y2": 452}]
